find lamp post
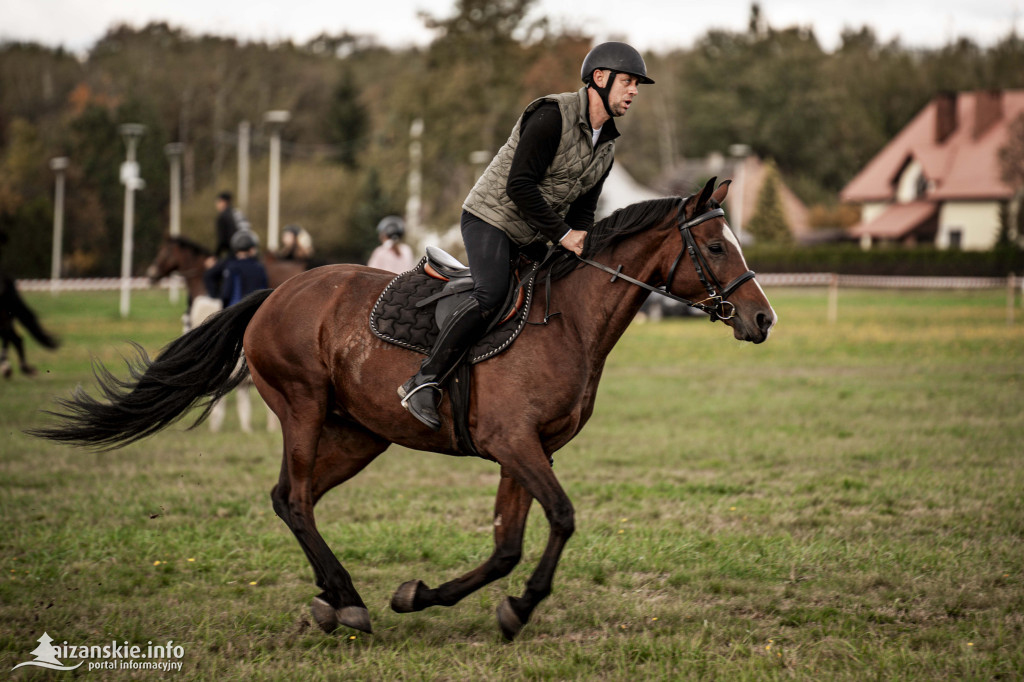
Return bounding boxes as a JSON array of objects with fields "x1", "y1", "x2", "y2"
[
  {"x1": 49, "y1": 157, "x2": 69, "y2": 295},
  {"x1": 263, "y1": 110, "x2": 290, "y2": 252},
  {"x1": 728, "y1": 144, "x2": 750, "y2": 244},
  {"x1": 405, "y1": 118, "x2": 424, "y2": 248},
  {"x1": 237, "y1": 120, "x2": 250, "y2": 215},
  {"x1": 164, "y1": 143, "x2": 184, "y2": 237},
  {"x1": 164, "y1": 142, "x2": 184, "y2": 304},
  {"x1": 119, "y1": 123, "x2": 146, "y2": 318}
]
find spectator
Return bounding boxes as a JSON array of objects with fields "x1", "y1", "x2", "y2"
[{"x1": 367, "y1": 215, "x2": 416, "y2": 274}]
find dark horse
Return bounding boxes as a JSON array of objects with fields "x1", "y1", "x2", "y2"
[
  {"x1": 33, "y1": 179, "x2": 775, "y2": 640},
  {"x1": 145, "y1": 234, "x2": 307, "y2": 300},
  {"x1": 0, "y1": 271, "x2": 59, "y2": 378}
]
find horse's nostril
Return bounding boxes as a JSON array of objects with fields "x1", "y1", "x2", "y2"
[{"x1": 756, "y1": 311, "x2": 772, "y2": 334}]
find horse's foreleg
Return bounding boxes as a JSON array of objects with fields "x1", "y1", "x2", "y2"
[
  {"x1": 6, "y1": 329, "x2": 35, "y2": 376},
  {"x1": 390, "y1": 466, "x2": 532, "y2": 613},
  {"x1": 0, "y1": 336, "x2": 11, "y2": 379},
  {"x1": 270, "y1": 406, "x2": 381, "y2": 635},
  {"x1": 492, "y1": 448, "x2": 575, "y2": 641}
]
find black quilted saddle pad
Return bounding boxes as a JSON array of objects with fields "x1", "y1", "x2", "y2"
[{"x1": 369, "y1": 258, "x2": 535, "y2": 364}]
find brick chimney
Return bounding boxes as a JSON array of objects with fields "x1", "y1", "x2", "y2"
[
  {"x1": 935, "y1": 92, "x2": 958, "y2": 144},
  {"x1": 973, "y1": 90, "x2": 1003, "y2": 139}
]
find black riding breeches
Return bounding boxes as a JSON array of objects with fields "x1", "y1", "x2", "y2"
[{"x1": 461, "y1": 211, "x2": 517, "y2": 318}]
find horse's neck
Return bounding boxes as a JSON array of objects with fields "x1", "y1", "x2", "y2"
[
  {"x1": 555, "y1": 238, "x2": 662, "y2": 360},
  {"x1": 185, "y1": 273, "x2": 207, "y2": 299},
  {"x1": 174, "y1": 249, "x2": 209, "y2": 298}
]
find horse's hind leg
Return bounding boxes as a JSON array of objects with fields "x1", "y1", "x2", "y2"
[
  {"x1": 271, "y1": 412, "x2": 388, "y2": 634},
  {"x1": 390, "y1": 466, "x2": 532, "y2": 614}
]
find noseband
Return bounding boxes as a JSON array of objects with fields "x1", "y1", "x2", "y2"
[{"x1": 579, "y1": 201, "x2": 756, "y2": 321}]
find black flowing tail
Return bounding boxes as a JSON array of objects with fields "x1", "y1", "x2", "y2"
[
  {"x1": 2, "y1": 275, "x2": 59, "y2": 349},
  {"x1": 28, "y1": 289, "x2": 273, "y2": 450}
]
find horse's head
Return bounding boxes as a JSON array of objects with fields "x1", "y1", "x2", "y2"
[
  {"x1": 665, "y1": 177, "x2": 776, "y2": 343},
  {"x1": 146, "y1": 235, "x2": 210, "y2": 284}
]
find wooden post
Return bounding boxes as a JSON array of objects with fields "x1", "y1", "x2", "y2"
[
  {"x1": 1008, "y1": 273, "x2": 1017, "y2": 326},
  {"x1": 828, "y1": 273, "x2": 839, "y2": 324}
]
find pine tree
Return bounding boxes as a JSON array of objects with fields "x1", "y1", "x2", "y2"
[
  {"x1": 324, "y1": 69, "x2": 368, "y2": 169},
  {"x1": 746, "y1": 160, "x2": 792, "y2": 243}
]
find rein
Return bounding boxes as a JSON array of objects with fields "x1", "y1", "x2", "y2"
[{"x1": 578, "y1": 202, "x2": 756, "y2": 322}]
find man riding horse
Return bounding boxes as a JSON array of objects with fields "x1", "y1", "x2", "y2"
[{"x1": 399, "y1": 42, "x2": 654, "y2": 430}]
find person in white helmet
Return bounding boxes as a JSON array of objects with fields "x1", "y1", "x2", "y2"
[{"x1": 368, "y1": 215, "x2": 416, "y2": 274}]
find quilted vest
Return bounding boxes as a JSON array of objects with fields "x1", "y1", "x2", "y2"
[{"x1": 463, "y1": 87, "x2": 615, "y2": 245}]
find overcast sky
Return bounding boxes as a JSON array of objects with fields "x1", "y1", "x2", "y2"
[{"x1": 1, "y1": 0, "x2": 1020, "y2": 54}]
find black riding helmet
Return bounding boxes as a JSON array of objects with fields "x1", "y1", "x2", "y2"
[
  {"x1": 581, "y1": 42, "x2": 654, "y2": 118},
  {"x1": 230, "y1": 229, "x2": 259, "y2": 253},
  {"x1": 376, "y1": 215, "x2": 405, "y2": 240}
]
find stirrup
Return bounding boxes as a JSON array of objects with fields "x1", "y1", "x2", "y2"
[{"x1": 398, "y1": 381, "x2": 440, "y2": 408}]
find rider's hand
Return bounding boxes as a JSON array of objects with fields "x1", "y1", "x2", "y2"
[{"x1": 560, "y1": 230, "x2": 587, "y2": 256}]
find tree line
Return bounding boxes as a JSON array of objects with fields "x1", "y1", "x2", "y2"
[{"x1": 2, "y1": 0, "x2": 1024, "y2": 277}]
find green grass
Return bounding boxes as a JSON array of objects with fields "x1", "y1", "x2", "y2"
[{"x1": 1, "y1": 287, "x2": 1022, "y2": 680}]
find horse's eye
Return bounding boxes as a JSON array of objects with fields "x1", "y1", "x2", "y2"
[{"x1": 707, "y1": 243, "x2": 725, "y2": 255}]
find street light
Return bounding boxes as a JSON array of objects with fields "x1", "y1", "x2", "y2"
[
  {"x1": 237, "y1": 121, "x2": 251, "y2": 215},
  {"x1": 49, "y1": 157, "x2": 69, "y2": 295},
  {"x1": 119, "y1": 123, "x2": 146, "y2": 318},
  {"x1": 164, "y1": 143, "x2": 184, "y2": 237},
  {"x1": 728, "y1": 143, "x2": 751, "y2": 244},
  {"x1": 164, "y1": 142, "x2": 185, "y2": 304},
  {"x1": 405, "y1": 118, "x2": 424, "y2": 248},
  {"x1": 263, "y1": 110, "x2": 290, "y2": 252}
]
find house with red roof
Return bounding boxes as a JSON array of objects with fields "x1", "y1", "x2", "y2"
[{"x1": 841, "y1": 90, "x2": 1024, "y2": 250}]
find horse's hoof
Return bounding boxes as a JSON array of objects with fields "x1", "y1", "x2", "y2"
[
  {"x1": 496, "y1": 597, "x2": 524, "y2": 641},
  {"x1": 310, "y1": 596, "x2": 339, "y2": 633},
  {"x1": 390, "y1": 580, "x2": 425, "y2": 613},
  {"x1": 338, "y1": 606, "x2": 373, "y2": 634}
]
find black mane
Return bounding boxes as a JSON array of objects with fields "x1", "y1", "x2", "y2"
[
  {"x1": 582, "y1": 197, "x2": 684, "y2": 259},
  {"x1": 547, "y1": 197, "x2": 684, "y2": 280},
  {"x1": 169, "y1": 235, "x2": 211, "y2": 256}
]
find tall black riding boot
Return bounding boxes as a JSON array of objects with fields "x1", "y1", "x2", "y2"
[{"x1": 398, "y1": 297, "x2": 489, "y2": 431}]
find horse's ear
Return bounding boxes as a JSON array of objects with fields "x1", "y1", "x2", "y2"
[
  {"x1": 696, "y1": 176, "x2": 717, "y2": 212},
  {"x1": 711, "y1": 179, "x2": 732, "y2": 205},
  {"x1": 684, "y1": 176, "x2": 718, "y2": 216}
]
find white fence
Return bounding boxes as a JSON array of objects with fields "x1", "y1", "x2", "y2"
[
  {"x1": 16, "y1": 277, "x2": 173, "y2": 292},
  {"x1": 758, "y1": 273, "x2": 1014, "y2": 289},
  {"x1": 16, "y1": 273, "x2": 1023, "y2": 323},
  {"x1": 756, "y1": 273, "x2": 1021, "y2": 324}
]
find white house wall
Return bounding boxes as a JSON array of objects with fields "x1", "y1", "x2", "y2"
[
  {"x1": 861, "y1": 202, "x2": 889, "y2": 224},
  {"x1": 938, "y1": 201, "x2": 1000, "y2": 250},
  {"x1": 895, "y1": 159, "x2": 924, "y2": 203}
]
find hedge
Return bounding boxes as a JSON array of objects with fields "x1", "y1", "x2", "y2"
[{"x1": 744, "y1": 244, "x2": 1024, "y2": 277}]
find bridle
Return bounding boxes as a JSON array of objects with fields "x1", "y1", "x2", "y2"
[{"x1": 578, "y1": 200, "x2": 757, "y2": 322}]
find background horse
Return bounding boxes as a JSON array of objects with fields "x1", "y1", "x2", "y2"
[
  {"x1": 33, "y1": 179, "x2": 775, "y2": 641},
  {"x1": 145, "y1": 234, "x2": 283, "y2": 431},
  {"x1": 0, "y1": 271, "x2": 59, "y2": 378},
  {"x1": 146, "y1": 235, "x2": 307, "y2": 303}
]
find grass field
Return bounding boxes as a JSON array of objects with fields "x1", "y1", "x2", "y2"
[{"x1": 1, "y1": 286, "x2": 1022, "y2": 680}]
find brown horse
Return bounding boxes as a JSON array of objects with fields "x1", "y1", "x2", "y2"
[
  {"x1": 145, "y1": 234, "x2": 307, "y2": 299},
  {"x1": 32, "y1": 179, "x2": 775, "y2": 641}
]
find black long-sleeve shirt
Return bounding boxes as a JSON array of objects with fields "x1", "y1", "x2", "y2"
[
  {"x1": 214, "y1": 208, "x2": 237, "y2": 258},
  {"x1": 505, "y1": 101, "x2": 618, "y2": 244}
]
